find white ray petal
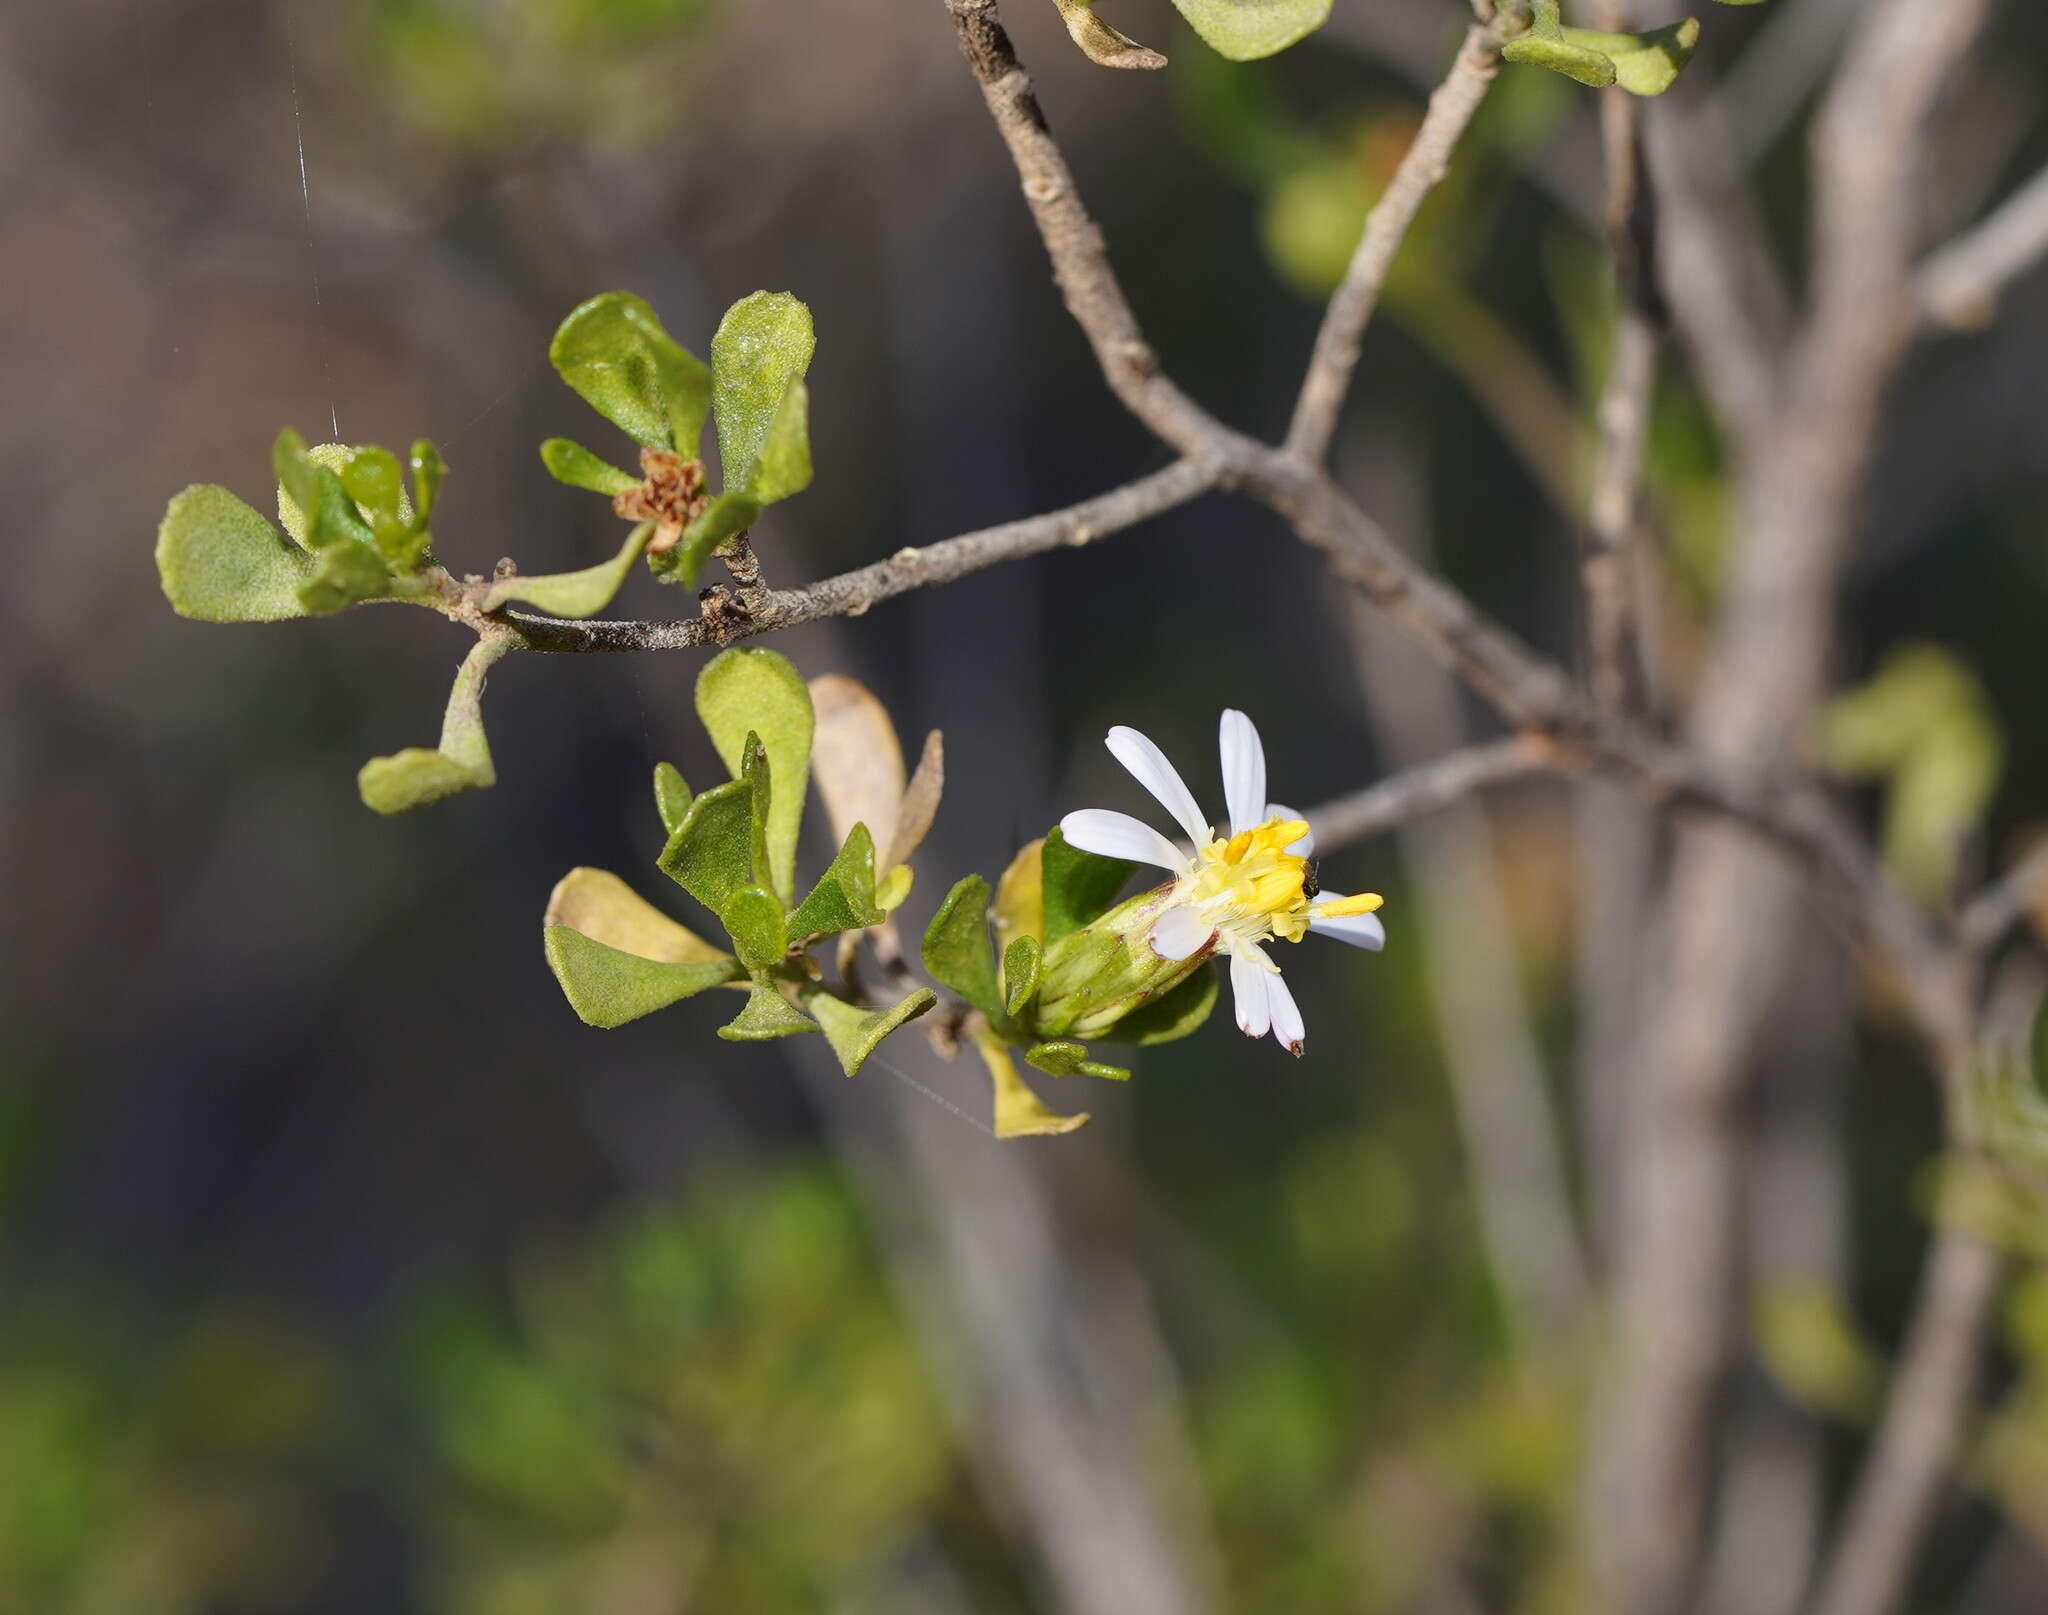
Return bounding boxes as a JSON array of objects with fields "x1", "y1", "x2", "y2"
[
  {"x1": 1308, "y1": 905, "x2": 1385, "y2": 951},
  {"x1": 1059, "y1": 809, "x2": 1187, "y2": 872},
  {"x1": 1265, "y1": 967, "x2": 1306, "y2": 1054},
  {"x1": 1265, "y1": 801, "x2": 1314, "y2": 856},
  {"x1": 1229, "y1": 948, "x2": 1272, "y2": 1039},
  {"x1": 1219, "y1": 709, "x2": 1267, "y2": 836},
  {"x1": 1149, "y1": 903, "x2": 1215, "y2": 960},
  {"x1": 1106, "y1": 726, "x2": 1210, "y2": 846}
]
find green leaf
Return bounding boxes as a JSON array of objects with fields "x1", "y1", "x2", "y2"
[
  {"x1": 806, "y1": 988, "x2": 937, "y2": 1076},
  {"x1": 653, "y1": 763, "x2": 692, "y2": 837},
  {"x1": 1025, "y1": 1041, "x2": 1133, "y2": 1082},
  {"x1": 1104, "y1": 964, "x2": 1219, "y2": 1045},
  {"x1": 298, "y1": 535, "x2": 394, "y2": 616},
  {"x1": 660, "y1": 490, "x2": 761, "y2": 589},
  {"x1": 358, "y1": 636, "x2": 512, "y2": 814},
  {"x1": 157, "y1": 485, "x2": 315, "y2": 623},
  {"x1": 410, "y1": 440, "x2": 447, "y2": 523},
  {"x1": 1041, "y1": 827, "x2": 1135, "y2": 943},
  {"x1": 481, "y1": 521, "x2": 654, "y2": 618},
  {"x1": 2028, "y1": 992, "x2": 2048, "y2": 1102},
  {"x1": 695, "y1": 649, "x2": 814, "y2": 901},
  {"x1": 710, "y1": 292, "x2": 815, "y2": 495},
  {"x1": 549, "y1": 291, "x2": 712, "y2": 453},
  {"x1": 743, "y1": 379, "x2": 811, "y2": 504},
  {"x1": 717, "y1": 985, "x2": 818, "y2": 1041},
  {"x1": 1560, "y1": 18, "x2": 1700, "y2": 95},
  {"x1": 1165, "y1": 0, "x2": 1332, "y2": 62},
  {"x1": 787, "y1": 823, "x2": 884, "y2": 942},
  {"x1": 1003, "y1": 934, "x2": 1043, "y2": 1019},
  {"x1": 341, "y1": 446, "x2": 404, "y2": 522},
  {"x1": 540, "y1": 437, "x2": 640, "y2": 496},
  {"x1": 545, "y1": 867, "x2": 728, "y2": 965},
  {"x1": 544, "y1": 926, "x2": 741, "y2": 1028},
  {"x1": 740, "y1": 734, "x2": 775, "y2": 889},
  {"x1": 272, "y1": 429, "x2": 328, "y2": 538},
  {"x1": 720, "y1": 884, "x2": 788, "y2": 975},
  {"x1": 923, "y1": 875, "x2": 1003, "y2": 1018},
  {"x1": 657, "y1": 777, "x2": 758, "y2": 917},
  {"x1": 1502, "y1": 0, "x2": 1619, "y2": 87}
]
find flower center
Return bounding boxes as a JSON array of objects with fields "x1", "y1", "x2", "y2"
[{"x1": 1183, "y1": 816, "x2": 1385, "y2": 949}]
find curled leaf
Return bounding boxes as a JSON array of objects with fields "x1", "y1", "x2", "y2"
[
  {"x1": 157, "y1": 485, "x2": 315, "y2": 623},
  {"x1": 1003, "y1": 934, "x2": 1043, "y2": 1019},
  {"x1": 482, "y1": 521, "x2": 654, "y2": 618},
  {"x1": 808, "y1": 675, "x2": 907, "y2": 853},
  {"x1": 1502, "y1": 0, "x2": 1617, "y2": 87},
  {"x1": 721, "y1": 884, "x2": 789, "y2": 975},
  {"x1": 1051, "y1": 0, "x2": 1167, "y2": 70},
  {"x1": 357, "y1": 635, "x2": 512, "y2": 815},
  {"x1": 545, "y1": 867, "x2": 727, "y2": 965},
  {"x1": 550, "y1": 291, "x2": 712, "y2": 453},
  {"x1": 977, "y1": 1033, "x2": 1089, "y2": 1138},
  {"x1": 1025, "y1": 1040, "x2": 1132, "y2": 1082},
  {"x1": 695, "y1": 649, "x2": 813, "y2": 901},
  {"x1": 540, "y1": 437, "x2": 640, "y2": 497},
  {"x1": 923, "y1": 876, "x2": 1002, "y2": 1019},
  {"x1": 806, "y1": 988, "x2": 937, "y2": 1076},
  {"x1": 787, "y1": 824, "x2": 884, "y2": 943},
  {"x1": 717, "y1": 984, "x2": 819, "y2": 1041},
  {"x1": 1562, "y1": 17, "x2": 1700, "y2": 95},
  {"x1": 658, "y1": 777, "x2": 759, "y2": 917},
  {"x1": 887, "y1": 730, "x2": 945, "y2": 873},
  {"x1": 544, "y1": 927, "x2": 742, "y2": 1028}
]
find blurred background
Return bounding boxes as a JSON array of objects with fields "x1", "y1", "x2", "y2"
[{"x1": 7, "y1": 0, "x2": 2048, "y2": 1609}]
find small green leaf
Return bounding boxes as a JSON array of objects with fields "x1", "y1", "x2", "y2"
[
  {"x1": 549, "y1": 291, "x2": 712, "y2": 452},
  {"x1": 1105, "y1": 965, "x2": 1219, "y2": 1046},
  {"x1": 717, "y1": 985, "x2": 818, "y2": 1041},
  {"x1": 660, "y1": 490, "x2": 761, "y2": 589},
  {"x1": 1503, "y1": 0, "x2": 1619, "y2": 87},
  {"x1": 720, "y1": 884, "x2": 788, "y2": 975},
  {"x1": 742, "y1": 378, "x2": 811, "y2": 505},
  {"x1": 272, "y1": 429, "x2": 327, "y2": 537},
  {"x1": 787, "y1": 823, "x2": 884, "y2": 942},
  {"x1": 740, "y1": 734, "x2": 775, "y2": 889},
  {"x1": 1003, "y1": 934, "x2": 1043, "y2": 1019},
  {"x1": 341, "y1": 446, "x2": 404, "y2": 522},
  {"x1": 1166, "y1": 0, "x2": 1332, "y2": 61},
  {"x1": 1025, "y1": 1041, "x2": 1133, "y2": 1082},
  {"x1": 711, "y1": 292, "x2": 815, "y2": 495},
  {"x1": 481, "y1": 521, "x2": 654, "y2": 618},
  {"x1": 1561, "y1": 17, "x2": 1700, "y2": 95},
  {"x1": 157, "y1": 485, "x2": 315, "y2": 623},
  {"x1": 657, "y1": 777, "x2": 758, "y2": 917},
  {"x1": 653, "y1": 763, "x2": 692, "y2": 837},
  {"x1": 298, "y1": 536, "x2": 393, "y2": 616},
  {"x1": 358, "y1": 635, "x2": 511, "y2": 814},
  {"x1": 539, "y1": 437, "x2": 640, "y2": 497},
  {"x1": 923, "y1": 875, "x2": 1003, "y2": 1018},
  {"x1": 544, "y1": 926, "x2": 742, "y2": 1028},
  {"x1": 695, "y1": 649, "x2": 814, "y2": 901},
  {"x1": 409, "y1": 440, "x2": 446, "y2": 523},
  {"x1": 806, "y1": 988, "x2": 937, "y2": 1076},
  {"x1": 1041, "y1": 827, "x2": 1135, "y2": 943}
]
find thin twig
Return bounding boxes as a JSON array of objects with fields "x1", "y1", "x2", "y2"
[
  {"x1": 1918, "y1": 162, "x2": 2048, "y2": 330},
  {"x1": 1959, "y1": 837, "x2": 2048, "y2": 951},
  {"x1": 1286, "y1": 22, "x2": 1504, "y2": 465},
  {"x1": 1306, "y1": 736, "x2": 1550, "y2": 852},
  {"x1": 505, "y1": 459, "x2": 1216, "y2": 652}
]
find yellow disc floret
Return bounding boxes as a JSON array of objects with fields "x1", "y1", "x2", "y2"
[{"x1": 1181, "y1": 817, "x2": 1382, "y2": 949}]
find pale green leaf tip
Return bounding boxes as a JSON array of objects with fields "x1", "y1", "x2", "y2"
[{"x1": 358, "y1": 749, "x2": 492, "y2": 815}]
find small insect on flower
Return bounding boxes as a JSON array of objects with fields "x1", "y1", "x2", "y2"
[{"x1": 1059, "y1": 710, "x2": 1385, "y2": 1055}]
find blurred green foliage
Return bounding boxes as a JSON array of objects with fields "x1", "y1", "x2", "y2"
[
  {"x1": 403, "y1": 1163, "x2": 966, "y2": 1615},
  {"x1": 359, "y1": 0, "x2": 719, "y2": 151}
]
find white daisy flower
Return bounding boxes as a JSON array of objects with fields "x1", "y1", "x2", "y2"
[{"x1": 1059, "y1": 710, "x2": 1385, "y2": 1056}]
